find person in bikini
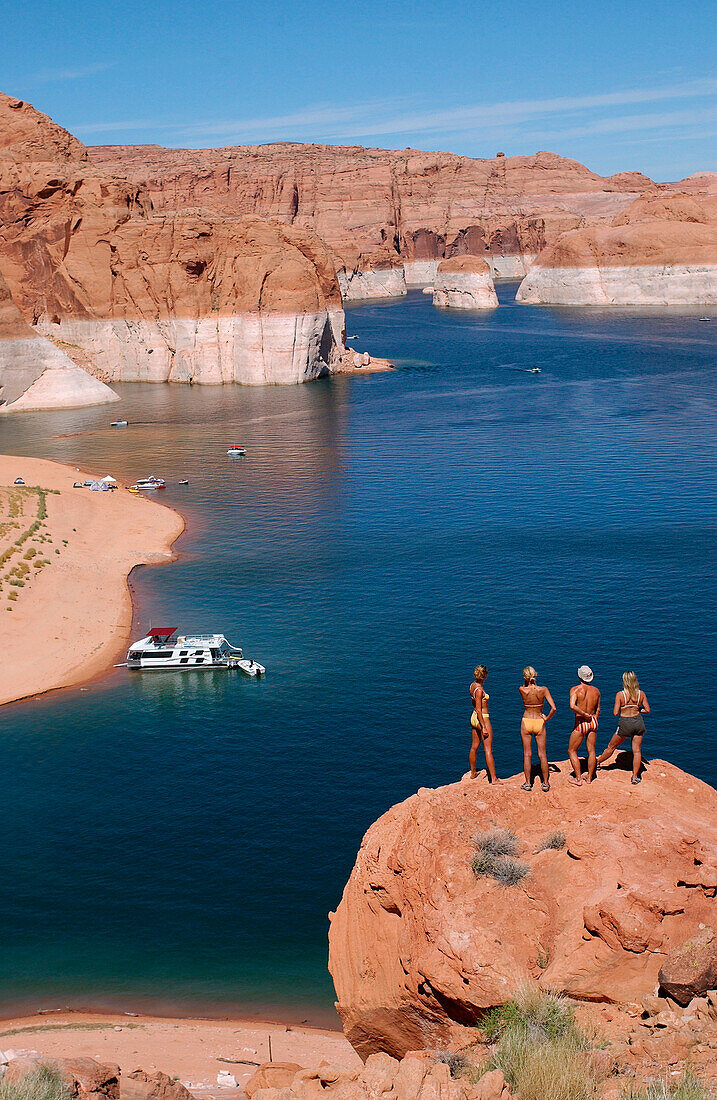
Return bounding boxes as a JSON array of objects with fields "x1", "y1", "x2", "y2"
[
  {"x1": 469, "y1": 665, "x2": 498, "y2": 782},
  {"x1": 596, "y1": 670, "x2": 650, "y2": 784},
  {"x1": 568, "y1": 665, "x2": 601, "y2": 785},
  {"x1": 519, "y1": 666, "x2": 556, "y2": 792}
]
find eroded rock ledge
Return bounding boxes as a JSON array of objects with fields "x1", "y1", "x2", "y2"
[{"x1": 328, "y1": 760, "x2": 717, "y2": 1059}]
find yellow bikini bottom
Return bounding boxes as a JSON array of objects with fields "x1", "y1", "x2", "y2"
[
  {"x1": 522, "y1": 717, "x2": 545, "y2": 735},
  {"x1": 471, "y1": 711, "x2": 489, "y2": 728}
]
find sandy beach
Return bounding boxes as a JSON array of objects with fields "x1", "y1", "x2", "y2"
[
  {"x1": 0, "y1": 455, "x2": 185, "y2": 707},
  {"x1": 0, "y1": 1011, "x2": 360, "y2": 1095}
]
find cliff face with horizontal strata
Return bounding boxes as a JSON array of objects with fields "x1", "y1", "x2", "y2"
[
  {"x1": 0, "y1": 92, "x2": 355, "y2": 402},
  {"x1": 89, "y1": 144, "x2": 655, "y2": 297},
  {"x1": 516, "y1": 186, "x2": 717, "y2": 305},
  {"x1": 0, "y1": 267, "x2": 118, "y2": 412}
]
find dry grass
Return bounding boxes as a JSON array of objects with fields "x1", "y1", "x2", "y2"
[
  {"x1": 0, "y1": 1065, "x2": 72, "y2": 1100},
  {"x1": 484, "y1": 985, "x2": 600, "y2": 1100},
  {"x1": 623, "y1": 1072, "x2": 715, "y2": 1100},
  {"x1": 537, "y1": 830, "x2": 567, "y2": 851}
]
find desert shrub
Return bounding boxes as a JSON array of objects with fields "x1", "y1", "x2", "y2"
[
  {"x1": 475, "y1": 828, "x2": 519, "y2": 857},
  {"x1": 538, "y1": 830, "x2": 566, "y2": 851},
  {"x1": 472, "y1": 833, "x2": 529, "y2": 887},
  {"x1": 483, "y1": 984, "x2": 580, "y2": 1045},
  {"x1": 483, "y1": 985, "x2": 598, "y2": 1100},
  {"x1": 623, "y1": 1071, "x2": 715, "y2": 1100},
  {"x1": 0, "y1": 1063, "x2": 71, "y2": 1100}
]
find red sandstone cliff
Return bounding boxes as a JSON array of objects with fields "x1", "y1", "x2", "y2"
[
  {"x1": 328, "y1": 760, "x2": 717, "y2": 1059},
  {"x1": 89, "y1": 144, "x2": 655, "y2": 294},
  {"x1": 516, "y1": 184, "x2": 717, "y2": 305},
  {"x1": 0, "y1": 93, "x2": 356, "y2": 400}
]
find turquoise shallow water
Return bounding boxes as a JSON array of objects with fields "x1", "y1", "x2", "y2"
[{"x1": 1, "y1": 285, "x2": 716, "y2": 1022}]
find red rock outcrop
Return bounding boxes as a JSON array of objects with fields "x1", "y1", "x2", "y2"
[
  {"x1": 3, "y1": 1056, "x2": 120, "y2": 1100},
  {"x1": 245, "y1": 1053, "x2": 511, "y2": 1100},
  {"x1": 123, "y1": 1069, "x2": 197, "y2": 1100},
  {"x1": 432, "y1": 257, "x2": 498, "y2": 310},
  {"x1": 0, "y1": 92, "x2": 356, "y2": 393},
  {"x1": 516, "y1": 186, "x2": 717, "y2": 305},
  {"x1": 89, "y1": 145, "x2": 654, "y2": 296},
  {"x1": 327, "y1": 760, "x2": 717, "y2": 1059},
  {"x1": 658, "y1": 927, "x2": 717, "y2": 1006}
]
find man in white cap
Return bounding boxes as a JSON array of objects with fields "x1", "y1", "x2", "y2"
[{"x1": 568, "y1": 666, "x2": 601, "y2": 785}]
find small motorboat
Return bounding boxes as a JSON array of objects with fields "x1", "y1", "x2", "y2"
[
  {"x1": 179, "y1": 479, "x2": 189, "y2": 485},
  {"x1": 227, "y1": 446, "x2": 246, "y2": 457},
  {"x1": 526, "y1": 367, "x2": 541, "y2": 374},
  {"x1": 111, "y1": 419, "x2": 128, "y2": 427},
  {"x1": 13, "y1": 477, "x2": 25, "y2": 485},
  {"x1": 237, "y1": 658, "x2": 266, "y2": 677},
  {"x1": 133, "y1": 476, "x2": 166, "y2": 491}
]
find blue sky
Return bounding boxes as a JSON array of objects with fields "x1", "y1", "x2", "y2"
[{"x1": 4, "y1": 0, "x2": 715, "y2": 180}]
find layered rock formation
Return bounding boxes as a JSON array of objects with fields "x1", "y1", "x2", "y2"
[
  {"x1": 90, "y1": 145, "x2": 654, "y2": 299},
  {"x1": 432, "y1": 257, "x2": 498, "y2": 310},
  {"x1": 328, "y1": 760, "x2": 717, "y2": 1059},
  {"x1": 0, "y1": 267, "x2": 118, "y2": 412},
  {"x1": 516, "y1": 186, "x2": 717, "y2": 306},
  {"x1": 0, "y1": 92, "x2": 357, "y2": 395}
]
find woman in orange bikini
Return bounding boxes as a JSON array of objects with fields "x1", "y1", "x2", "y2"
[
  {"x1": 519, "y1": 666, "x2": 556, "y2": 791},
  {"x1": 597, "y1": 671, "x2": 650, "y2": 784},
  {"x1": 469, "y1": 665, "x2": 498, "y2": 783}
]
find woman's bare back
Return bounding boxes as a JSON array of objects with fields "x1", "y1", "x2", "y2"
[{"x1": 520, "y1": 684, "x2": 548, "y2": 713}]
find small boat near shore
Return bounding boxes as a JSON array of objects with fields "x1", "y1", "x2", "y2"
[
  {"x1": 111, "y1": 419, "x2": 128, "y2": 427},
  {"x1": 131, "y1": 476, "x2": 166, "y2": 491},
  {"x1": 227, "y1": 446, "x2": 246, "y2": 457},
  {"x1": 119, "y1": 627, "x2": 265, "y2": 675}
]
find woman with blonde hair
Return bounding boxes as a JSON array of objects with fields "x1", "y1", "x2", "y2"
[
  {"x1": 519, "y1": 666, "x2": 556, "y2": 792},
  {"x1": 469, "y1": 665, "x2": 497, "y2": 782},
  {"x1": 597, "y1": 671, "x2": 650, "y2": 784}
]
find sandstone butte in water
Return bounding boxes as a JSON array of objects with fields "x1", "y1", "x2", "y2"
[
  {"x1": 327, "y1": 760, "x2": 717, "y2": 1059},
  {"x1": 0, "y1": 93, "x2": 369, "y2": 411},
  {"x1": 88, "y1": 143, "x2": 658, "y2": 299},
  {"x1": 432, "y1": 256, "x2": 498, "y2": 310},
  {"x1": 516, "y1": 185, "x2": 717, "y2": 305}
]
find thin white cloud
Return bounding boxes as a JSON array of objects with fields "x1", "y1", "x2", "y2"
[
  {"x1": 71, "y1": 75, "x2": 717, "y2": 149},
  {"x1": 517, "y1": 105, "x2": 717, "y2": 143},
  {"x1": 30, "y1": 61, "x2": 114, "y2": 84}
]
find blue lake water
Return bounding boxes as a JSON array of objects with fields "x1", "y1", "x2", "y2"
[{"x1": 1, "y1": 285, "x2": 716, "y2": 1022}]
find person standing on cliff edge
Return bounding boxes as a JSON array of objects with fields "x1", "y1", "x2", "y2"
[
  {"x1": 519, "y1": 666, "x2": 556, "y2": 792},
  {"x1": 597, "y1": 671, "x2": 650, "y2": 784},
  {"x1": 568, "y1": 665, "x2": 601, "y2": 785},
  {"x1": 469, "y1": 665, "x2": 498, "y2": 783}
]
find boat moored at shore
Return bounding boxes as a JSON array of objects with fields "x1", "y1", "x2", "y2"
[{"x1": 122, "y1": 627, "x2": 264, "y2": 674}]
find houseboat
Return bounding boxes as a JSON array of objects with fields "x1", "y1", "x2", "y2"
[{"x1": 123, "y1": 627, "x2": 265, "y2": 675}]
